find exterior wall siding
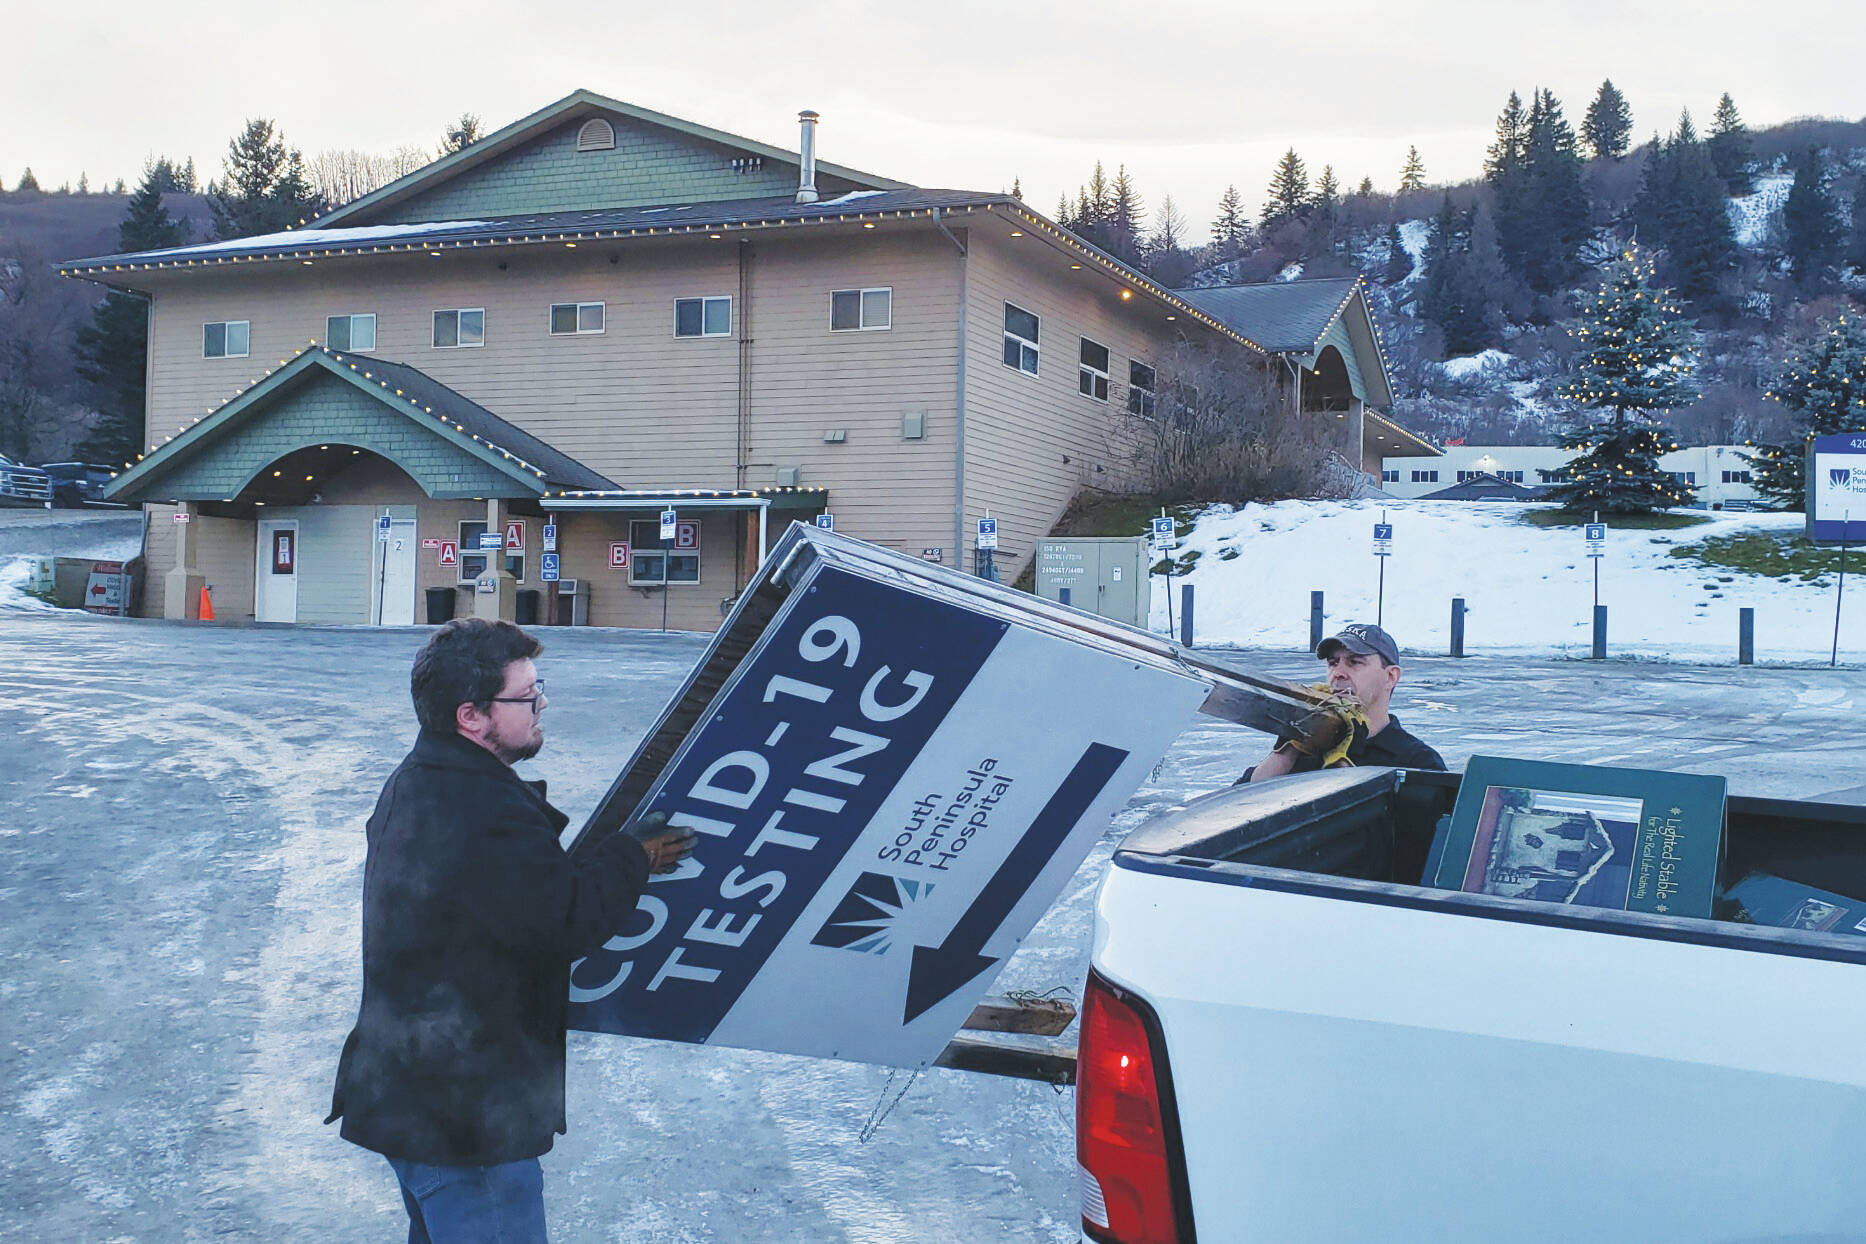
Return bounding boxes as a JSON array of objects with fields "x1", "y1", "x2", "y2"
[
  {"x1": 193, "y1": 515, "x2": 256, "y2": 622},
  {"x1": 382, "y1": 116, "x2": 865, "y2": 224},
  {"x1": 959, "y1": 229, "x2": 1191, "y2": 581}
]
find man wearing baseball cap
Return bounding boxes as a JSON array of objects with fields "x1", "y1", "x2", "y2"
[{"x1": 1246, "y1": 621, "x2": 1445, "y2": 781}]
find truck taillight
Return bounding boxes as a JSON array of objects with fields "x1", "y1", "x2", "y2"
[{"x1": 1076, "y1": 970, "x2": 1192, "y2": 1244}]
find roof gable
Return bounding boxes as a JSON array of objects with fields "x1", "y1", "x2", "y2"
[
  {"x1": 315, "y1": 89, "x2": 909, "y2": 229},
  {"x1": 1175, "y1": 277, "x2": 1394, "y2": 407},
  {"x1": 104, "y1": 347, "x2": 614, "y2": 503}
]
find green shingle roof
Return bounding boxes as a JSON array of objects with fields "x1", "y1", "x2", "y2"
[{"x1": 1172, "y1": 278, "x2": 1364, "y2": 353}]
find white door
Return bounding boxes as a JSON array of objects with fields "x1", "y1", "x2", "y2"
[
  {"x1": 378, "y1": 517, "x2": 417, "y2": 625},
  {"x1": 255, "y1": 519, "x2": 299, "y2": 623}
]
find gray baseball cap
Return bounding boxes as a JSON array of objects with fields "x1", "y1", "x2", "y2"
[{"x1": 1317, "y1": 622, "x2": 1400, "y2": 665}]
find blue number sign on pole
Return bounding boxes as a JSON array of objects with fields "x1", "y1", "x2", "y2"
[
  {"x1": 1372, "y1": 517, "x2": 1393, "y2": 625},
  {"x1": 542, "y1": 522, "x2": 558, "y2": 553},
  {"x1": 660, "y1": 509, "x2": 679, "y2": 543},
  {"x1": 815, "y1": 513, "x2": 835, "y2": 531}
]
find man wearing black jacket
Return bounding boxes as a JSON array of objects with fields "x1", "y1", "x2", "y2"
[{"x1": 329, "y1": 618, "x2": 694, "y2": 1242}]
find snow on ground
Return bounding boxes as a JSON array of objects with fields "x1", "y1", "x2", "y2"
[
  {"x1": 1396, "y1": 218, "x2": 1430, "y2": 274},
  {"x1": 1439, "y1": 348, "x2": 1512, "y2": 379},
  {"x1": 1276, "y1": 262, "x2": 1303, "y2": 282},
  {"x1": 1728, "y1": 174, "x2": 1794, "y2": 248},
  {"x1": 0, "y1": 513, "x2": 142, "y2": 611},
  {"x1": 1152, "y1": 500, "x2": 1862, "y2": 663}
]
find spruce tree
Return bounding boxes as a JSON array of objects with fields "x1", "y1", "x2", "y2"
[
  {"x1": 1744, "y1": 316, "x2": 1866, "y2": 509},
  {"x1": 1398, "y1": 146, "x2": 1426, "y2": 192},
  {"x1": 1211, "y1": 184, "x2": 1248, "y2": 261},
  {"x1": 1056, "y1": 193, "x2": 1073, "y2": 230},
  {"x1": 16, "y1": 167, "x2": 39, "y2": 191},
  {"x1": 1261, "y1": 148, "x2": 1310, "y2": 229},
  {"x1": 1516, "y1": 89, "x2": 1590, "y2": 293},
  {"x1": 1783, "y1": 145, "x2": 1841, "y2": 286},
  {"x1": 1110, "y1": 164, "x2": 1145, "y2": 263},
  {"x1": 1847, "y1": 176, "x2": 1866, "y2": 276},
  {"x1": 1485, "y1": 92, "x2": 1531, "y2": 277},
  {"x1": 1547, "y1": 246, "x2": 1699, "y2": 514},
  {"x1": 1636, "y1": 113, "x2": 1736, "y2": 303},
  {"x1": 1581, "y1": 80, "x2": 1633, "y2": 160},
  {"x1": 1009, "y1": 177, "x2": 1022, "y2": 200},
  {"x1": 1384, "y1": 222, "x2": 1413, "y2": 283},
  {"x1": 209, "y1": 119, "x2": 325, "y2": 239},
  {"x1": 1707, "y1": 94, "x2": 1755, "y2": 196},
  {"x1": 75, "y1": 169, "x2": 189, "y2": 465},
  {"x1": 1356, "y1": 175, "x2": 1375, "y2": 197},
  {"x1": 77, "y1": 172, "x2": 89, "y2": 194},
  {"x1": 1419, "y1": 198, "x2": 1505, "y2": 354}
]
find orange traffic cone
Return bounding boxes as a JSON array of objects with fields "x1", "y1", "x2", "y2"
[{"x1": 198, "y1": 584, "x2": 215, "y2": 621}]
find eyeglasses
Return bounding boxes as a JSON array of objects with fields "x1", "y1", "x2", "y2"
[{"x1": 487, "y1": 679, "x2": 546, "y2": 714}]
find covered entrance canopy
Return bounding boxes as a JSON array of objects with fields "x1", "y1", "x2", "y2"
[
  {"x1": 104, "y1": 346, "x2": 615, "y2": 623},
  {"x1": 546, "y1": 487, "x2": 830, "y2": 582},
  {"x1": 104, "y1": 346, "x2": 615, "y2": 508}
]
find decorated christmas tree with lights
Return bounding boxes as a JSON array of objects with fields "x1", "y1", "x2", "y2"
[
  {"x1": 1547, "y1": 245, "x2": 1698, "y2": 514},
  {"x1": 1743, "y1": 316, "x2": 1866, "y2": 510}
]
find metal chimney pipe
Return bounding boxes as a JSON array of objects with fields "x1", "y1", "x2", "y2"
[{"x1": 796, "y1": 110, "x2": 820, "y2": 204}]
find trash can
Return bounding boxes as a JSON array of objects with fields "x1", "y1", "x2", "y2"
[
  {"x1": 425, "y1": 586, "x2": 457, "y2": 624},
  {"x1": 516, "y1": 589, "x2": 540, "y2": 626}
]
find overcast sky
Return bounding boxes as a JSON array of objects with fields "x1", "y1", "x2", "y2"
[{"x1": 9, "y1": 0, "x2": 1863, "y2": 238}]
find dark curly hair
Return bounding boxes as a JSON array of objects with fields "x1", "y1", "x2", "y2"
[{"x1": 410, "y1": 618, "x2": 543, "y2": 733}]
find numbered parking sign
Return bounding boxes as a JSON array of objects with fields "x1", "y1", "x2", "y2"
[
  {"x1": 1373, "y1": 522, "x2": 1394, "y2": 557},
  {"x1": 660, "y1": 509, "x2": 678, "y2": 543},
  {"x1": 1150, "y1": 515, "x2": 1176, "y2": 551},
  {"x1": 1585, "y1": 522, "x2": 1607, "y2": 558},
  {"x1": 542, "y1": 523, "x2": 557, "y2": 553},
  {"x1": 377, "y1": 514, "x2": 393, "y2": 543},
  {"x1": 815, "y1": 513, "x2": 835, "y2": 531},
  {"x1": 975, "y1": 516, "x2": 998, "y2": 550}
]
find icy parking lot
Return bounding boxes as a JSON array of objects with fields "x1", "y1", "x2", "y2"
[{"x1": 3, "y1": 612, "x2": 1864, "y2": 1241}]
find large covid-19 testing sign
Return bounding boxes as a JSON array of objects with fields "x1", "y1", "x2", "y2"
[
  {"x1": 564, "y1": 526, "x2": 1211, "y2": 1068},
  {"x1": 1810, "y1": 433, "x2": 1866, "y2": 542}
]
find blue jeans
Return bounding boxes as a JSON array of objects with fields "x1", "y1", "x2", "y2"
[{"x1": 385, "y1": 1156, "x2": 548, "y2": 1244}]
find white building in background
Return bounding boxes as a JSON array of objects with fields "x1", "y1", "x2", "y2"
[{"x1": 1378, "y1": 445, "x2": 1763, "y2": 507}]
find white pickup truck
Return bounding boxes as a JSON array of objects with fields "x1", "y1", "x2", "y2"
[{"x1": 1074, "y1": 765, "x2": 1866, "y2": 1244}]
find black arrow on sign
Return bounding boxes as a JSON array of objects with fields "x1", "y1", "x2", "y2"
[{"x1": 902, "y1": 742, "x2": 1129, "y2": 1024}]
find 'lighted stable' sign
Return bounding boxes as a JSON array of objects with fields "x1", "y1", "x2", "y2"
[{"x1": 566, "y1": 527, "x2": 1209, "y2": 1067}]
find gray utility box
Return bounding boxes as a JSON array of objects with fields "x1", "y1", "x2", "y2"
[{"x1": 1033, "y1": 537, "x2": 1147, "y2": 627}]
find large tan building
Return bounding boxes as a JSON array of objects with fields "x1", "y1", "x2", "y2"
[{"x1": 64, "y1": 90, "x2": 1433, "y2": 630}]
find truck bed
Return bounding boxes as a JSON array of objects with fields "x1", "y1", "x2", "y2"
[{"x1": 1092, "y1": 768, "x2": 1866, "y2": 1243}]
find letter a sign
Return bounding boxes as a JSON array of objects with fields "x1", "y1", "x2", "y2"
[{"x1": 505, "y1": 521, "x2": 525, "y2": 551}]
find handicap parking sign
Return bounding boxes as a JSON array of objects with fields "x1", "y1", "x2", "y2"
[{"x1": 540, "y1": 553, "x2": 560, "y2": 582}]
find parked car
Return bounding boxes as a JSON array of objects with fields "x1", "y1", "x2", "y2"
[
  {"x1": 0, "y1": 453, "x2": 52, "y2": 508},
  {"x1": 37, "y1": 461, "x2": 121, "y2": 508}
]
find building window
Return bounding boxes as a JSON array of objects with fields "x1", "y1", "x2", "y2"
[
  {"x1": 1002, "y1": 303, "x2": 1039, "y2": 375},
  {"x1": 1078, "y1": 338, "x2": 1111, "y2": 401},
  {"x1": 458, "y1": 520, "x2": 523, "y2": 584},
  {"x1": 550, "y1": 302, "x2": 605, "y2": 335},
  {"x1": 1412, "y1": 469, "x2": 1438, "y2": 483},
  {"x1": 203, "y1": 320, "x2": 250, "y2": 358},
  {"x1": 1127, "y1": 361, "x2": 1157, "y2": 417},
  {"x1": 674, "y1": 296, "x2": 731, "y2": 338},
  {"x1": 1723, "y1": 469, "x2": 1753, "y2": 484},
  {"x1": 326, "y1": 313, "x2": 376, "y2": 352},
  {"x1": 1537, "y1": 468, "x2": 1562, "y2": 483},
  {"x1": 1672, "y1": 471, "x2": 1696, "y2": 485},
  {"x1": 1381, "y1": 469, "x2": 1400, "y2": 483},
  {"x1": 831, "y1": 288, "x2": 891, "y2": 331},
  {"x1": 628, "y1": 519, "x2": 699, "y2": 585},
  {"x1": 433, "y1": 308, "x2": 485, "y2": 349}
]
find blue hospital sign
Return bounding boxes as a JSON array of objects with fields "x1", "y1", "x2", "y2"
[
  {"x1": 565, "y1": 534, "x2": 1210, "y2": 1067},
  {"x1": 1811, "y1": 434, "x2": 1866, "y2": 541}
]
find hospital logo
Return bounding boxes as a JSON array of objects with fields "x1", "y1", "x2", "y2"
[
  {"x1": 1832, "y1": 468, "x2": 1852, "y2": 488},
  {"x1": 811, "y1": 872, "x2": 935, "y2": 955}
]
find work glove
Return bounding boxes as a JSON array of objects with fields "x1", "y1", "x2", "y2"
[{"x1": 1280, "y1": 685, "x2": 1369, "y2": 769}]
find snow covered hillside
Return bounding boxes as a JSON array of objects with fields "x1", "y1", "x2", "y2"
[{"x1": 1152, "y1": 500, "x2": 1863, "y2": 663}]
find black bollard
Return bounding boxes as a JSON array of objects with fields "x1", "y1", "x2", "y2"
[
  {"x1": 1180, "y1": 583, "x2": 1195, "y2": 647},
  {"x1": 1450, "y1": 596, "x2": 1466, "y2": 658},
  {"x1": 1309, "y1": 591, "x2": 1324, "y2": 652},
  {"x1": 1739, "y1": 607, "x2": 1754, "y2": 665},
  {"x1": 1592, "y1": 604, "x2": 1608, "y2": 660}
]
